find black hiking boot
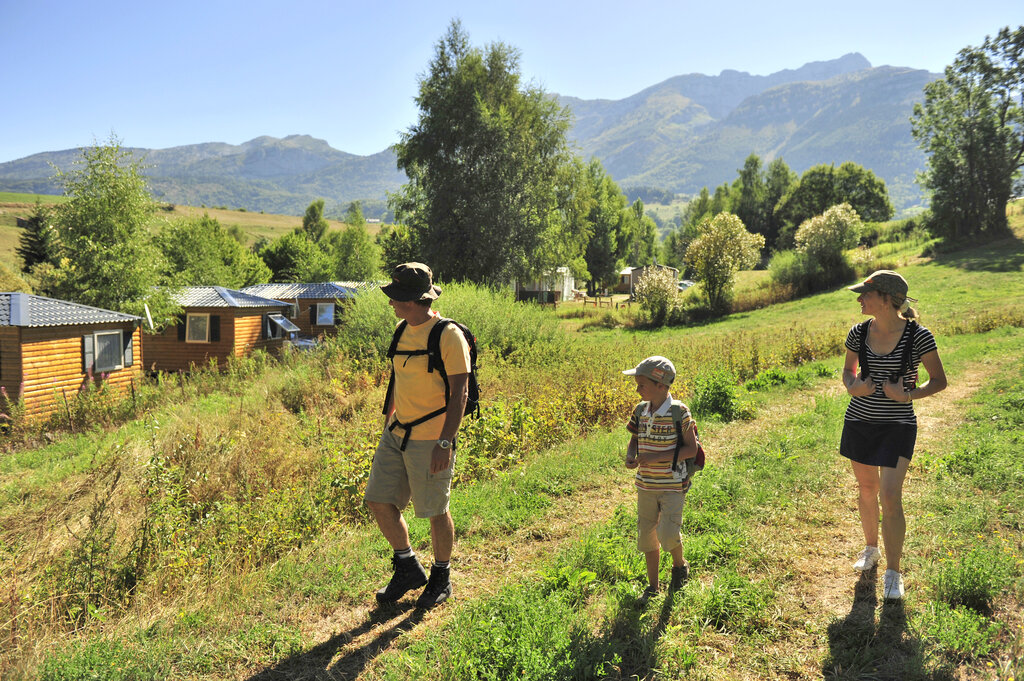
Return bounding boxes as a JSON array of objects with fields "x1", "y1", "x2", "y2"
[
  {"x1": 375, "y1": 555, "x2": 428, "y2": 605},
  {"x1": 415, "y1": 564, "x2": 452, "y2": 609},
  {"x1": 670, "y1": 562, "x2": 690, "y2": 591}
]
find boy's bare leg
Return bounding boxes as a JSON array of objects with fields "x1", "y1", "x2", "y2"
[
  {"x1": 670, "y1": 543, "x2": 686, "y2": 568},
  {"x1": 644, "y1": 549, "x2": 660, "y2": 590}
]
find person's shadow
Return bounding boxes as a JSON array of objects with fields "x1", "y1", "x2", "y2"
[
  {"x1": 244, "y1": 602, "x2": 425, "y2": 681},
  {"x1": 822, "y1": 570, "x2": 951, "y2": 680}
]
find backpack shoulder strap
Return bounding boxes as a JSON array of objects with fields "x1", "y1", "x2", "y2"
[
  {"x1": 856, "y1": 319, "x2": 871, "y2": 379},
  {"x1": 898, "y1": 320, "x2": 919, "y2": 381},
  {"x1": 670, "y1": 401, "x2": 684, "y2": 471},
  {"x1": 386, "y1": 320, "x2": 408, "y2": 359},
  {"x1": 426, "y1": 317, "x2": 453, "y2": 376}
]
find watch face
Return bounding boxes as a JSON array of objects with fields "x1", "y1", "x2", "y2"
[{"x1": 438, "y1": 439, "x2": 451, "y2": 449}]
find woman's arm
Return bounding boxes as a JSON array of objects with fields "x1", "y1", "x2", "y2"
[{"x1": 843, "y1": 348, "x2": 875, "y2": 397}]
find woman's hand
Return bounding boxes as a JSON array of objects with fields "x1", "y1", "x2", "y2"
[
  {"x1": 883, "y1": 378, "x2": 911, "y2": 403},
  {"x1": 846, "y1": 374, "x2": 876, "y2": 397}
]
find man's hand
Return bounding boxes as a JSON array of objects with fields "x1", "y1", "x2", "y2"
[{"x1": 430, "y1": 445, "x2": 452, "y2": 474}]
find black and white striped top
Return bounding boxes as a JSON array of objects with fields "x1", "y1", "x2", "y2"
[{"x1": 844, "y1": 321, "x2": 937, "y2": 424}]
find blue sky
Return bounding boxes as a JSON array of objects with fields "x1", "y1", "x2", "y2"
[{"x1": 1, "y1": 0, "x2": 1020, "y2": 163}]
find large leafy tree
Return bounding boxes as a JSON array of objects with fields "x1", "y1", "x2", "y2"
[
  {"x1": 49, "y1": 136, "x2": 178, "y2": 321},
  {"x1": 912, "y1": 26, "x2": 1024, "y2": 239},
  {"x1": 301, "y1": 199, "x2": 330, "y2": 242},
  {"x1": 732, "y1": 153, "x2": 766, "y2": 238},
  {"x1": 158, "y1": 214, "x2": 271, "y2": 288},
  {"x1": 391, "y1": 20, "x2": 578, "y2": 284},
  {"x1": 259, "y1": 231, "x2": 333, "y2": 282},
  {"x1": 686, "y1": 212, "x2": 764, "y2": 314},
  {"x1": 325, "y1": 223, "x2": 380, "y2": 280}
]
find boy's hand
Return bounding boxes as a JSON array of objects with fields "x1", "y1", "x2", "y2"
[{"x1": 625, "y1": 452, "x2": 639, "y2": 469}]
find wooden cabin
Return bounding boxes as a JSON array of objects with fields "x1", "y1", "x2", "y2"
[
  {"x1": 0, "y1": 292, "x2": 143, "y2": 420},
  {"x1": 516, "y1": 267, "x2": 575, "y2": 304},
  {"x1": 614, "y1": 265, "x2": 680, "y2": 295},
  {"x1": 144, "y1": 286, "x2": 298, "y2": 372},
  {"x1": 241, "y1": 282, "x2": 368, "y2": 337}
]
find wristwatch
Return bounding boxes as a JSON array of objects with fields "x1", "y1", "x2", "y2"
[{"x1": 437, "y1": 438, "x2": 452, "y2": 449}]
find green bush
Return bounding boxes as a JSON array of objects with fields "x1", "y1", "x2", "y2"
[
  {"x1": 689, "y1": 369, "x2": 751, "y2": 421},
  {"x1": 932, "y1": 547, "x2": 1008, "y2": 613},
  {"x1": 915, "y1": 601, "x2": 1003, "y2": 660}
]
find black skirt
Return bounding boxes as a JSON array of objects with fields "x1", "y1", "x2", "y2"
[{"x1": 840, "y1": 420, "x2": 917, "y2": 468}]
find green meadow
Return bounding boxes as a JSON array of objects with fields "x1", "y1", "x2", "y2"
[{"x1": 0, "y1": 212, "x2": 1022, "y2": 680}]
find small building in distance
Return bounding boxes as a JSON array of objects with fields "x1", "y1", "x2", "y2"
[
  {"x1": 144, "y1": 286, "x2": 297, "y2": 372},
  {"x1": 0, "y1": 292, "x2": 142, "y2": 420},
  {"x1": 516, "y1": 267, "x2": 575, "y2": 304},
  {"x1": 614, "y1": 264, "x2": 680, "y2": 296},
  {"x1": 240, "y1": 281, "x2": 369, "y2": 337}
]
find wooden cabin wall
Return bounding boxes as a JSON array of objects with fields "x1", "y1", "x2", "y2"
[
  {"x1": 0, "y1": 327, "x2": 23, "y2": 407},
  {"x1": 144, "y1": 307, "x2": 235, "y2": 372},
  {"x1": 233, "y1": 313, "x2": 284, "y2": 356},
  {"x1": 20, "y1": 323, "x2": 142, "y2": 419}
]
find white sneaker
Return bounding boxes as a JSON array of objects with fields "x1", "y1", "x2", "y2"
[
  {"x1": 853, "y1": 545, "x2": 881, "y2": 571},
  {"x1": 883, "y1": 569, "x2": 905, "y2": 600}
]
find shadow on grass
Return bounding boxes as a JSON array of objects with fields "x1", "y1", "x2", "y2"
[
  {"x1": 244, "y1": 601, "x2": 425, "y2": 681},
  {"x1": 822, "y1": 570, "x2": 951, "y2": 681},
  {"x1": 932, "y1": 230, "x2": 1024, "y2": 272}
]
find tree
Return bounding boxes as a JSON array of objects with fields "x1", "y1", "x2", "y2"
[
  {"x1": 158, "y1": 214, "x2": 271, "y2": 288},
  {"x1": 763, "y1": 158, "x2": 798, "y2": 249},
  {"x1": 621, "y1": 199, "x2": 657, "y2": 267},
  {"x1": 776, "y1": 162, "x2": 892, "y2": 247},
  {"x1": 326, "y1": 223, "x2": 380, "y2": 280},
  {"x1": 391, "y1": 20, "x2": 577, "y2": 284},
  {"x1": 259, "y1": 231, "x2": 333, "y2": 282},
  {"x1": 375, "y1": 224, "x2": 419, "y2": 273},
  {"x1": 912, "y1": 26, "x2": 1024, "y2": 239},
  {"x1": 302, "y1": 199, "x2": 330, "y2": 242},
  {"x1": 344, "y1": 200, "x2": 366, "y2": 229},
  {"x1": 686, "y1": 212, "x2": 764, "y2": 314},
  {"x1": 16, "y1": 199, "x2": 58, "y2": 273},
  {"x1": 48, "y1": 136, "x2": 178, "y2": 321},
  {"x1": 795, "y1": 202, "x2": 863, "y2": 270},
  {"x1": 733, "y1": 153, "x2": 766, "y2": 237},
  {"x1": 582, "y1": 161, "x2": 628, "y2": 293},
  {"x1": 633, "y1": 266, "x2": 677, "y2": 327}
]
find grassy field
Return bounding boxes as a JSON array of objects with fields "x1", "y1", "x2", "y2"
[
  {"x1": 0, "y1": 193, "x2": 381, "y2": 263},
  {"x1": 0, "y1": 212, "x2": 1022, "y2": 679}
]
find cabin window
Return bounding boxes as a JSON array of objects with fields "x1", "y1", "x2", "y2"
[
  {"x1": 315, "y1": 302, "x2": 335, "y2": 326},
  {"x1": 94, "y1": 330, "x2": 124, "y2": 373},
  {"x1": 186, "y1": 314, "x2": 209, "y2": 343},
  {"x1": 266, "y1": 313, "x2": 300, "y2": 339}
]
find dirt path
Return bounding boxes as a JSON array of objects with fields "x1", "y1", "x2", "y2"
[{"x1": 247, "y1": 359, "x2": 1000, "y2": 681}]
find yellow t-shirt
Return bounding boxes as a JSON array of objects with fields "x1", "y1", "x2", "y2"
[{"x1": 389, "y1": 313, "x2": 471, "y2": 441}]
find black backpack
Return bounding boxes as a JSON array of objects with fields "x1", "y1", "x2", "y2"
[
  {"x1": 857, "y1": 319, "x2": 918, "y2": 384},
  {"x1": 382, "y1": 317, "x2": 480, "y2": 450}
]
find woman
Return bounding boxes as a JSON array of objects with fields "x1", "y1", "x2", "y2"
[{"x1": 841, "y1": 270, "x2": 947, "y2": 600}]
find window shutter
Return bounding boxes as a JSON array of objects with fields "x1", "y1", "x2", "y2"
[
  {"x1": 177, "y1": 315, "x2": 186, "y2": 341},
  {"x1": 210, "y1": 315, "x2": 220, "y2": 342},
  {"x1": 82, "y1": 334, "x2": 94, "y2": 373},
  {"x1": 262, "y1": 314, "x2": 269, "y2": 340},
  {"x1": 123, "y1": 332, "x2": 134, "y2": 367},
  {"x1": 334, "y1": 303, "x2": 343, "y2": 325},
  {"x1": 309, "y1": 305, "x2": 316, "y2": 325}
]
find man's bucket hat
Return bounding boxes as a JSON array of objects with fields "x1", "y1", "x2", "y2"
[{"x1": 381, "y1": 262, "x2": 442, "y2": 302}]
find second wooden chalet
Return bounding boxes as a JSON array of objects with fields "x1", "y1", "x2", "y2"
[
  {"x1": 240, "y1": 282, "x2": 366, "y2": 337},
  {"x1": 144, "y1": 286, "x2": 298, "y2": 372},
  {"x1": 0, "y1": 292, "x2": 143, "y2": 420}
]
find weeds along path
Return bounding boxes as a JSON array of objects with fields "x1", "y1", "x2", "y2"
[{"x1": 313, "y1": 376, "x2": 843, "y2": 680}]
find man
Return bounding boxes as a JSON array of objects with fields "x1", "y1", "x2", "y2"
[{"x1": 364, "y1": 262, "x2": 470, "y2": 609}]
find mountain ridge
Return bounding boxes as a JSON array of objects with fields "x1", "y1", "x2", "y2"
[{"x1": 0, "y1": 54, "x2": 937, "y2": 215}]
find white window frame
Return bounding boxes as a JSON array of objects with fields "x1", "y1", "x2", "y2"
[
  {"x1": 186, "y1": 313, "x2": 210, "y2": 343},
  {"x1": 315, "y1": 302, "x2": 335, "y2": 326},
  {"x1": 94, "y1": 330, "x2": 124, "y2": 373},
  {"x1": 267, "y1": 313, "x2": 300, "y2": 339}
]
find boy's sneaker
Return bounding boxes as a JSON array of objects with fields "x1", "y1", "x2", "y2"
[
  {"x1": 883, "y1": 569, "x2": 905, "y2": 601},
  {"x1": 375, "y1": 555, "x2": 428, "y2": 604},
  {"x1": 415, "y1": 564, "x2": 452, "y2": 609},
  {"x1": 853, "y1": 545, "x2": 881, "y2": 571},
  {"x1": 670, "y1": 562, "x2": 690, "y2": 591},
  {"x1": 638, "y1": 585, "x2": 659, "y2": 605}
]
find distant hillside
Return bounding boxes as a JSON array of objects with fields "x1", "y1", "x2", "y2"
[{"x1": 0, "y1": 54, "x2": 938, "y2": 215}]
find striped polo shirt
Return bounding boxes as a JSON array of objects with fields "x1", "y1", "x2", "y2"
[
  {"x1": 626, "y1": 395, "x2": 693, "y2": 492},
  {"x1": 844, "y1": 321, "x2": 937, "y2": 425}
]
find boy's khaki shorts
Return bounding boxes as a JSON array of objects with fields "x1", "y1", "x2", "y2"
[
  {"x1": 363, "y1": 429, "x2": 454, "y2": 518},
  {"x1": 637, "y1": 488, "x2": 686, "y2": 553}
]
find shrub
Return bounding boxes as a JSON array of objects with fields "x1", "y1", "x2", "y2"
[
  {"x1": 689, "y1": 369, "x2": 750, "y2": 421},
  {"x1": 686, "y1": 213, "x2": 764, "y2": 314},
  {"x1": 932, "y1": 547, "x2": 1008, "y2": 613},
  {"x1": 632, "y1": 266, "x2": 677, "y2": 327}
]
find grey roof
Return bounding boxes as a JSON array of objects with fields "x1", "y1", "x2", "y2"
[
  {"x1": 241, "y1": 282, "x2": 365, "y2": 300},
  {"x1": 172, "y1": 286, "x2": 290, "y2": 309},
  {"x1": 0, "y1": 292, "x2": 141, "y2": 328}
]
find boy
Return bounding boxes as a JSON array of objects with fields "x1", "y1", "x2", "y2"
[{"x1": 623, "y1": 356, "x2": 698, "y2": 602}]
